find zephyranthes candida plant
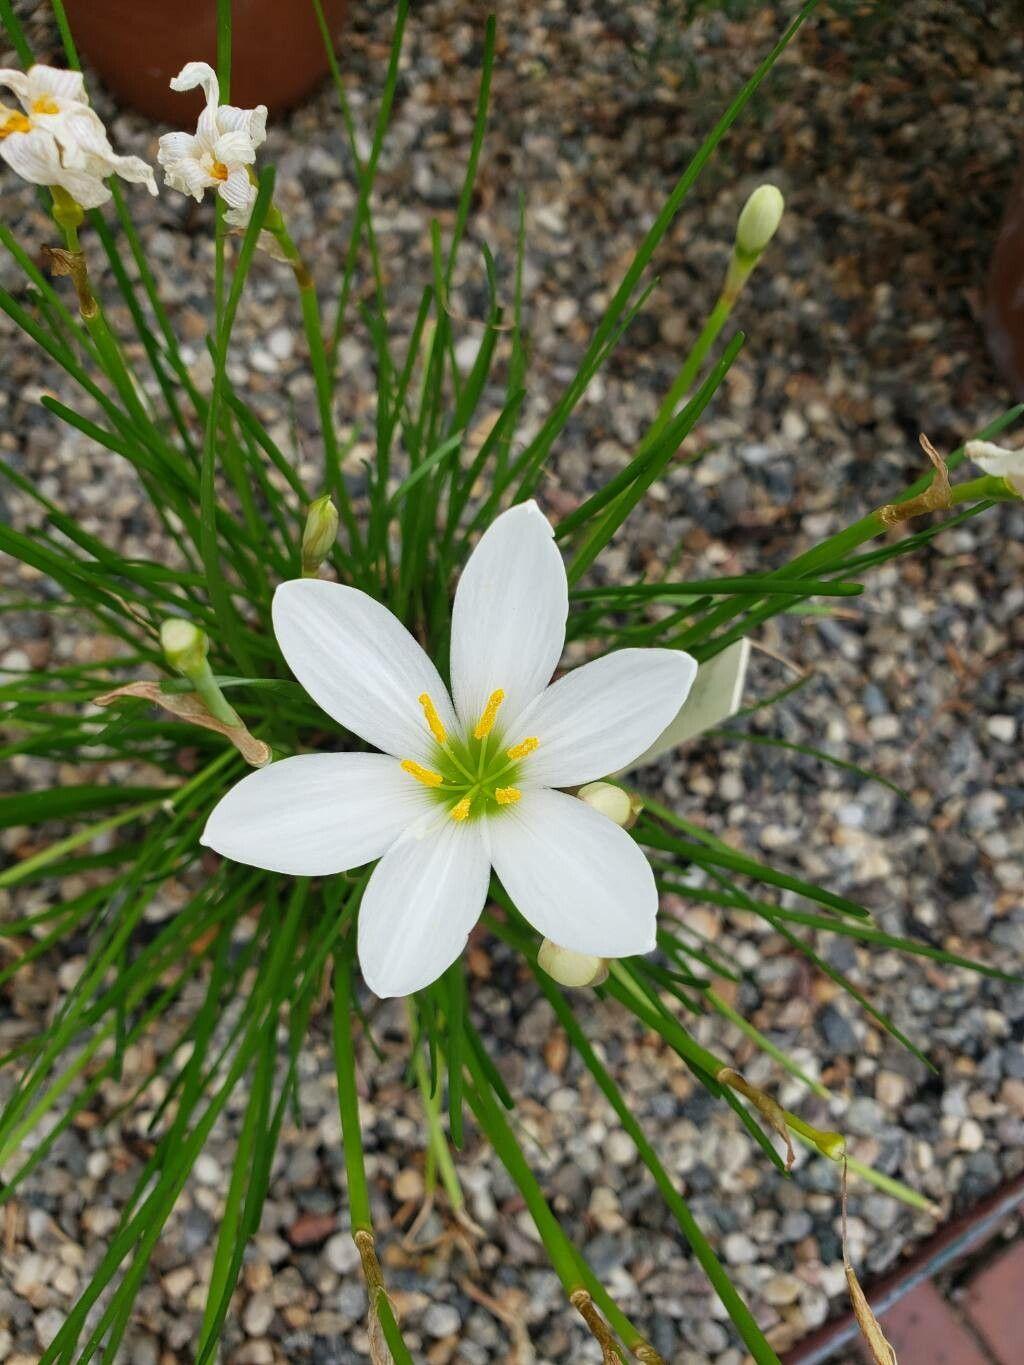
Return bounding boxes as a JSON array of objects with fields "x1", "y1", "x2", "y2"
[{"x1": 0, "y1": 4, "x2": 1021, "y2": 1363}]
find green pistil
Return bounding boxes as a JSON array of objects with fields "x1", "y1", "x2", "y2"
[{"x1": 427, "y1": 729, "x2": 524, "y2": 821}]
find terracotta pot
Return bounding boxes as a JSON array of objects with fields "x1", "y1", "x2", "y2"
[
  {"x1": 62, "y1": 0, "x2": 347, "y2": 124},
  {"x1": 986, "y1": 165, "x2": 1024, "y2": 399}
]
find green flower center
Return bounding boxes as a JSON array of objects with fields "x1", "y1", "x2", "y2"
[{"x1": 400, "y1": 689, "x2": 538, "y2": 823}]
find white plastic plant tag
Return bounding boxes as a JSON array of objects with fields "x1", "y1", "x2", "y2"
[{"x1": 625, "y1": 637, "x2": 750, "y2": 770}]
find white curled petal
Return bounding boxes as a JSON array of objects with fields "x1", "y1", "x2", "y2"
[
  {"x1": 511, "y1": 648, "x2": 697, "y2": 788},
  {"x1": 55, "y1": 163, "x2": 111, "y2": 207},
  {"x1": 28, "y1": 65, "x2": 87, "y2": 105},
  {"x1": 213, "y1": 128, "x2": 257, "y2": 166},
  {"x1": 219, "y1": 167, "x2": 255, "y2": 224},
  {"x1": 169, "y1": 60, "x2": 219, "y2": 103},
  {"x1": 449, "y1": 501, "x2": 568, "y2": 731},
  {"x1": 47, "y1": 105, "x2": 115, "y2": 159},
  {"x1": 218, "y1": 102, "x2": 267, "y2": 146},
  {"x1": 488, "y1": 788, "x2": 658, "y2": 957},
  {"x1": 272, "y1": 579, "x2": 458, "y2": 762},
  {"x1": 0, "y1": 68, "x2": 30, "y2": 103},
  {"x1": 157, "y1": 130, "x2": 197, "y2": 167},
  {"x1": 201, "y1": 751, "x2": 430, "y2": 876},
  {"x1": 163, "y1": 154, "x2": 211, "y2": 199},
  {"x1": 358, "y1": 817, "x2": 490, "y2": 997},
  {"x1": 105, "y1": 152, "x2": 157, "y2": 194},
  {"x1": 170, "y1": 60, "x2": 221, "y2": 141}
]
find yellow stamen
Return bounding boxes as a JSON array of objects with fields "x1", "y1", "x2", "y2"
[
  {"x1": 473, "y1": 688, "x2": 505, "y2": 740},
  {"x1": 400, "y1": 759, "x2": 443, "y2": 788},
  {"x1": 32, "y1": 96, "x2": 61, "y2": 116},
  {"x1": 495, "y1": 786, "x2": 521, "y2": 806},
  {"x1": 418, "y1": 692, "x2": 447, "y2": 745},
  {"x1": 210, "y1": 159, "x2": 230, "y2": 182},
  {"x1": 506, "y1": 736, "x2": 539, "y2": 760},
  {"x1": 450, "y1": 796, "x2": 472, "y2": 822},
  {"x1": 0, "y1": 110, "x2": 31, "y2": 137}
]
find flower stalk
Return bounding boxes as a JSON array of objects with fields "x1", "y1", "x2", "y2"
[{"x1": 647, "y1": 183, "x2": 784, "y2": 444}]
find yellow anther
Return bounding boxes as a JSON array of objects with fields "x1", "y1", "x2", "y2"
[
  {"x1": 473, "y1": 689, "x2": 505, "y2": 740},
  {"x1": 450, "y1": 796, "x2": 472, "y2": 822},
  {"x1": 418, "y1": 692, "x2": 447, "y2": 745},
  {"x1": 210, "y1": 159, "x2": 230, "y2": 182},
  {"x1": 32, "y1": 96, "x2": 61, "y2": 116},
  {"x1": 495, "y1": 786, "x2": 521, "y2": 806},
  {"x1": 506, "y1": 736, "x2": 539, "y2": 760},
  {"x1": 400, "y1": 759, "x2": 443, "y2": 788},
  {"x1": 0, "y1": 110, "x2": 31, "y2": 137}
]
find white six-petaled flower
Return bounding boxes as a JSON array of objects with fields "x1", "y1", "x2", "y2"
[
  {"x1": 966, "y1": 439, "x2": 1024, "y2": 496},
  {"x1": 157, "y1": 61, "x2": 267, "y2": 227},
  {"x1": 0, "y1": 64, "x2": 156, "y2": 206},
  {"x1": 202, "y1": 503, "x2": 698, "y2": 998}
]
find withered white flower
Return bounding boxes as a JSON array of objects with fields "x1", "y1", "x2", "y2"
[
  {"x1": 157, "y1": 61, "x2": 267, "y2": 227},
  {"x1": 966, "y1": 439, "x2": 1024, "y2": 496},
  {"x1": 0, "y1": 64, "x2": 156, "y2": 203},
  {"x1": 202, "y1": 502, "x2": 697, "y2": 997}
]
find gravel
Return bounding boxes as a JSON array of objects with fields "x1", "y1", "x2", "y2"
[{"x1": 2, "y1": 1, "x2": 1023, "y2": 1362}]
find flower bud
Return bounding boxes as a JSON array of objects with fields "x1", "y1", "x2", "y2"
[
  {"x1": 734, "y1": 183, "x2": 784, "y2": 258},
  {"x1": 577, "y1": 781, "x2": 639, "y2": 829},
  {"x1": 301, "y1": 494, "x2": 339, "y2": 577},
  {"x1": 537, "y1": 939, "x2": 609, "y2": 989},
  {"x1": 161, "y1": 617, "x2": 208, "y2": 677}
]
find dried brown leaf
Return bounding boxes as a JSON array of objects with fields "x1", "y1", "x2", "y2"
[
  {"x1": 95, "y1": 681, "x2": 270, "y2": 767},
  {"x1": 842, "y1": 1158, "x2": 898, "y2": 1364},
  {"x1": 717, "y1": 1067, "x2": 795, "y2": 1170}
]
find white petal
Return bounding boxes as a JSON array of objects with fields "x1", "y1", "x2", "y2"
[
  {"x1": 0, "y1": 125, "x2": 108, "y2": 205},
  {"x1": 27, "y1": 64, "x2": 87, "y2": 105},
  {"x1": 219, "y1": 102, "x2": 267, "y2": 146},
  {"x1": 966, "y1": 439, "x2": 1024, "y2": 493},
  {"x1": 163, "y1": 155, "x2": 210, "y2": 199},
  {"x1": 510, "y1": 648, "x2": 697, "y2": 788},
  {"x1": 0, "y1": 68, "x2": 30, "y2": 103},
  {"x1": 272, "y1": 579, "x2": 457, "y2": 762},
  {"x1": 157, "y1": 130, "x2": 197, "y2": 166},
  {"x1": 201, "y1": 752, "x2": 429, "y2": 876},
  {"x1": 625, "y1": 638, "x2": 749, "y2": 770},
  {"x1": 0, "y1": 125, "x2": 59, "y2": 182},
  {"x1": 213, "y1": 128, "x2": 257, "y2": 166},
  {"x1": 449, "y1": 501, "x2": 568, "y2": 733},
  {"x1": 488, "y1": 788, "x2": 657, "y2": 957},
  {"x1": 358, "y1": 818, "x2": 490, "y2": 997}
]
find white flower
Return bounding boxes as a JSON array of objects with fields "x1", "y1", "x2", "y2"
[
  {"x1": 0, "y1": 64, "x2": 156, "y2": 203},
  {"x1": 202, "y1": 502, "x2": 698, "y2": 997},
  {"x1": 157, "y1": 61, "x2": 267, "y2": 227},
  {"x1": 966, "y1": 440, "x2": 1024, "y2": 496}
]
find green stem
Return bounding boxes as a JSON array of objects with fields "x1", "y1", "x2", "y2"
[
  {"x1": 266, "y1": 210, "x2": 364, "y2": 566},
  {"x1": 704, "y1": 987, "x2": 832, "y2": 1101},
  {"x1": 406, "y1": 1002, "x2": 464, "y2": 1213},
  {"x1": 648, "y1": 289, "x2": 735, "y2": 445},
  {"x1": 332, "y1": 953, "x2": 372, "y2": 1233}
]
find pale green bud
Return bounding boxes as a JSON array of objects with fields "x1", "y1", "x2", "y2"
[
  {"x1": 734, "y1": 184, "x2": 784, "y2": 259},
  {"x1": 301, "y1": 494, "x2": 339, "y2": 577},
  {"x1": 538, "y1": 939, "x2": 609, "y2": 989},
  {"x1": 160, "y1": 618, "x2": 208, "y2": 677},
  {"x1": 577, "y1": 781, "x2": 640, "y2": 829}
]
